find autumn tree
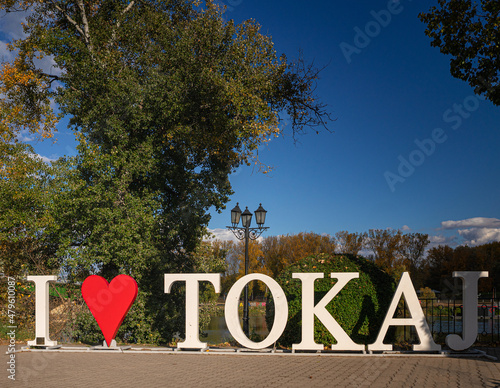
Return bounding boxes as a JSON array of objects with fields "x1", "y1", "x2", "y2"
[
  {"x1": 1, "y1": 1, "x2": 331, "y2": 343},
  {"x1": 334, "y1": 230, "x2": 366, "y2": 255},
  {"x1": 238, "y1": 240, "x2": 268, "y2": 298},
  {"x1": 261, "y1": 232, "x2": 335, "y2": 278},
  {"x1": 421, "y1": 243, "x2": 499, "y2": 295},
  {"x1": 397, "y1": 232, "x2": 430, "y2": 288},
  {"x1": 366, "y1": 229, "x2": 402, "y2": 274},
  {"x1": 0, "y1": 51, "x2": 57, "y2": 143},
  {"x1": 365, "y1": 229, "x2": 430, "y2": 282},
  {"x1": 419, "y1": 0, "x2": 500, "y2": 105}
]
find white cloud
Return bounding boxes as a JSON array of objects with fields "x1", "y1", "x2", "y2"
[
  {"x1": 440, "y1": 217, "x2": 500, "y2": 230},
  {"x1": 428, "y1": 234, "x2": 456, "y2": 248},
  {"x1": 205, "y1": 228, "x2": 240, "y2": 243},
  {"x1": 1, "y1": 11, "x2": 61, "y2": 77},
  {"x1": 0, "y1": 10, "x2": 29, "y2": 41},
  {"x1": 205, "y1": 228, "x2": 264, "y2": 243},
  {"x1": 34, "y1": 55, "x2": 61, "y2": 77},
  {"x1": 0, "y1": 40, "x2": 15, "y2": 62},
  {"x1": 429, "y1": 235, "x2": 449, "y2": 244},
  {"x1": 16, "y1": 131, "x2": 34, "y2": 142},
  {"x1": 401, "y1": 225, "x2": 411, "y2": 231},
  {"x1": 458, "y1": 228, "x2": 500, "y2": 246},
  {"x1": 436, "y1": 217, "x2": 500, "y2": 246},
  {"x1": 0, "y1": 11, "x2": 27, "y2": 64},
  {"x1": 29, "y1": 152, "x2": 56, "y2": 164},
  {"x1": 38, "y1": 154, "x2": 56, "y2": 164}
]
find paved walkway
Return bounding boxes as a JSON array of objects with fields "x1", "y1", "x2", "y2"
[{"x1": 3, "y1": 346, "x2": 500, "y2": 387}]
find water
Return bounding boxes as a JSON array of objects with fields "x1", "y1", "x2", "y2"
[
  {"x1": 203, "y1": 314, "x2": 269, "y2": 345},
  {"x1": 428, "y1": 318, "x2": 500, "y2": 335},
  {"x1": 202, "y1": 314, "x2": 499, "y2": 345}
]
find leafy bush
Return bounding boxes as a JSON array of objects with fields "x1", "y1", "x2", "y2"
[
  {"x1": 69, "y1": 290, "x2": 175, "y2": 345},
  {"x1": 266, "y1": 253, "x2": 396, "y2": 347},
  {"x1": 419, "y1": 287, "x2": 436, "y2": 299}
]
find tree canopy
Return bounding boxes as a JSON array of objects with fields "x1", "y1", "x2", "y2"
[{"x1": 419, "y1": 0, "x2": 500, "y2": 105}]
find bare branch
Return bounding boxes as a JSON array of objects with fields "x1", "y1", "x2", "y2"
[
  {"x1": 110, "y1": 1, "x2": 136, "y2": 46},
  {"x1": 121, "y1": 1, "x2": 136, "y2": 16},
  {"x1": 47, "y1": 0, "x2": 86, "y2": 42},
  {"x1": 76, "y1": 0, "x2": 92, "y2": 51}
]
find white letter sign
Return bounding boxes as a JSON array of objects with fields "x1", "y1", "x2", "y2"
[
  {"x1": 292, "y1": 273, "x2": 364, "y2": 351},
  {"x1": 27, "y1": 275, "x2": 58, "y2": 347},
  {"x1": 446, "y1": 271, "x2": 488, "y2": 351},
  {"x1": 368, "y1": 272, "x2": 441, "y2": 352},
  {"x1": 164, "y1": 274, "x2": 221, "y2": 349},
  {"x1": 225, "y1": 274, "x2": 288, "y2": 349}
]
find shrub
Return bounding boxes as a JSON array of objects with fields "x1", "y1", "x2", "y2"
[
  {"x1": 419, "y1": 287, "x2": 436, "y2": 299},
  {"x1": 266, "y1": 253, "x2": 396, "y2": 347}
]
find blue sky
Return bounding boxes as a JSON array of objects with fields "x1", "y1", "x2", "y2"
[{"x1": 2, "y1": 1, "x2": 500, "y2": 247}]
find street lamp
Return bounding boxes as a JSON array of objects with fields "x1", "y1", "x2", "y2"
[{"x1": 227, "y1": 203, "x2": 269, "y2": 337}]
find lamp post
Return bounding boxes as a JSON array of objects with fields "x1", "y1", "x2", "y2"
[{"x1": 227, "y1": 203, "x2": 269, "y2": 337}]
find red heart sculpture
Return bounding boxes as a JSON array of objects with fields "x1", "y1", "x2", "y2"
[{"x1": 81, "y1": 275, "x2": 138, "y2": 347}]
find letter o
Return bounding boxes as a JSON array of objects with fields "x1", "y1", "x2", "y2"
[
  {"x1": 409, "y1": 149, "x2": 425, "y2": 166},
  {"x1": 365, "y1": 21, "x2": 381, "y2": 38},
  {"x1": 463, "y1": 96, "x2": 479, "y2": 112},
  {"x1": 225, "y1": 274, "x2": 288, "y2": 349}
]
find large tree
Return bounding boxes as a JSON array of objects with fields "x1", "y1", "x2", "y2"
[
  {"x1": 419, "y1": 0, "x2": 500, "y2": 105},
  {"x1": 0, "y1": 0, "x2": 331, "y2": 343},
  {"x1": 0, "y1": 142, "x2": 57, "y2": 277}
]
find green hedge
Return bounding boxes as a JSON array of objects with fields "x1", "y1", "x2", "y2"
[{"x1": 266, "y1": 253, "x2": 396, "y2": 347}]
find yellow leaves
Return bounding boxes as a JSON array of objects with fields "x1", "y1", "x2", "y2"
[
  {"x1": 1, "y1": 62, "x2": 38, "y2": 88},
  {"x1": 0, "y1": 58, "x2": 57, "y2": 142}
]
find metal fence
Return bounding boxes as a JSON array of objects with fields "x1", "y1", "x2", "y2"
[{"x1": 396, "y1": 297, "x2": 500, "y2": 345}]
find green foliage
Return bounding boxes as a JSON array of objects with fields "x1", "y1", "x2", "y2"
[
  {"x1": 419, "y1": 0, "x2": 500, "y2": 105},
  {"x1": 70, "y1": 289, "x2": 179, "y2": 345},
  {"x1": 0, "y1": 142, "x2": 59, "y2": 277},
  {"x1": 419, "y1": 287, "x2": 436, "y2": 300},
  {"x1": 71, "y1": 310, "x2": 104, "y2": 345},
  {"x1": 0, "y1": 279, "x2": 35, "y2": 341},
  {"x1": 266, "y1": 253, "x2": 396, "y2": 347}
]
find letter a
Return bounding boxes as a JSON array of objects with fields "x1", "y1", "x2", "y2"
[{"x1": 368, "y1": 272, "x2": 441, "y2": 351}]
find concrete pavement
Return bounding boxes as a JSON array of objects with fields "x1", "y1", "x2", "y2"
[{"x1": 3, "y1": 346, "x2": 500, "y2": 387}]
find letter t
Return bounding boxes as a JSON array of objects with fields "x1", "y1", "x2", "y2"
[{"x1": 164, "y1": 274, "x2": 221, "y2": 349}]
